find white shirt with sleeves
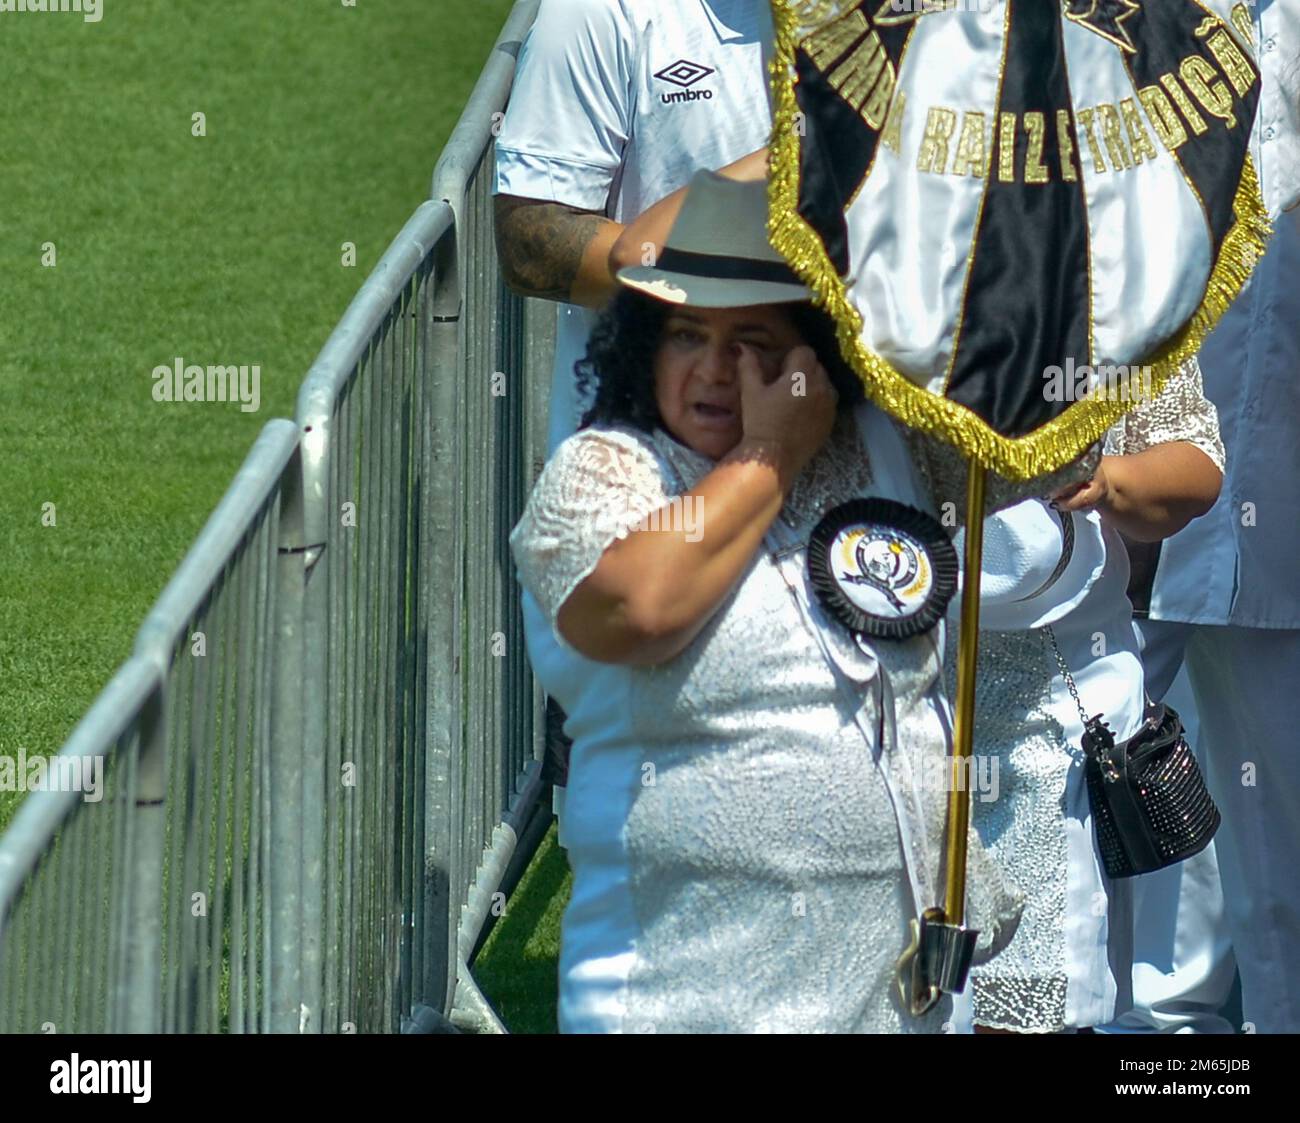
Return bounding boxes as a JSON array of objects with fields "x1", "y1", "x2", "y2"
[
  {"x1": 494, "y1": 0, "x2": 776, "y2": 452},
  {"x1": 1139, "y1": 2, "x2": 1300, "y2": 627}
]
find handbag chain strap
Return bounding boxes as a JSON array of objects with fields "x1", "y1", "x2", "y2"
[
  {"x1": 1043, "y1": 624, "x2": 1092, "y2": 729},
  {"x1": 1045, "y1": 623, "x2": 1124, "y2": 781}
]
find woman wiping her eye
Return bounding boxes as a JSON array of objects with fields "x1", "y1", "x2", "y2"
[{"x1": 509, "y1": 166, "x2": 1020, "y2": 1034}]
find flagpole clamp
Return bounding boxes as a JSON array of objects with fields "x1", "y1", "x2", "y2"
[{"x1": 896, "y1": 907, "x2": 980, "y2": 1017}]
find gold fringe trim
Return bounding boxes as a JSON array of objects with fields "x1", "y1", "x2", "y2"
[{"x1": 766, "y1": 1, "x2": 1272, "y2": 482}]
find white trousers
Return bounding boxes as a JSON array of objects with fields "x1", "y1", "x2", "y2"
[{"x1": 1111, "y1": 621, "x2": 1300, "y2": 1033}]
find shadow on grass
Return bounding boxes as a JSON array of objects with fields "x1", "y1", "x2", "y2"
[{"x1": 471, "y1": 821, "x2": 572, "y2": 1035}]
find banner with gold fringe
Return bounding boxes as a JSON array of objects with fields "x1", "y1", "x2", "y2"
[{"x1": 767, "y1": 0, "x2": 1271, "y2": 481}]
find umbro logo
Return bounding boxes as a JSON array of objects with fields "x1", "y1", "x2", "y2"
[
  {"x1": 654, "y1": 59, "x2": 716, "y2": 104},
  {"x1": 654, "y1": 59, "x2": 715, "y2": 87}
]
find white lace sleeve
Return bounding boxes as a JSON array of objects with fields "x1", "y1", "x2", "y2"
[
  {"x1": 509, "y1": 427, "x2": 676, "y2": 633},
  {"x1": 1102, "y1": 355, "x2": 1226, "y2": 472}
]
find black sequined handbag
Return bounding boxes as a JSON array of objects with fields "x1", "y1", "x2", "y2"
[{"x1": 1047, "y1": 627, "x2": 1221, "y2": 880}]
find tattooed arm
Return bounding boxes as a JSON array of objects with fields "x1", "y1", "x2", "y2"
[{"x1": 494, "y1": 195, "x2": 625, "y2": 308}]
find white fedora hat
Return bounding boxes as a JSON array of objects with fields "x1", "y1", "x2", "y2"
[
  {"x1": 954, "y1": 499, "x2": 1107, "y2": 632},
  {"x1": 616, "y1": 170, "x2": 813, "y2": 307}
]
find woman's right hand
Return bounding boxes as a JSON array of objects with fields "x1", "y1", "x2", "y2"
[
  {"x1": 736, "y1": 343, "x2": 838, "y2": 482},
  {"x1": 555, "y1": 342, "x2": 831, "y2": 666}
]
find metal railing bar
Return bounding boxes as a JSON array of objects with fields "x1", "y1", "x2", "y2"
[
  {"x1": 295, "y1": 202, "x2": 455, "y2": 428},
  {"x1": 0, "y1": 658, "x2": 161, "y2": 906},
  {"x1": 2, "y1": 0, "x2": 550, "y2": 1037},
  {"x1": 430, "y1": 0, "x2": 540, "y2": 211},
  {"x1": 133, "y1": 422, "x2": 301, "y2": 666}
]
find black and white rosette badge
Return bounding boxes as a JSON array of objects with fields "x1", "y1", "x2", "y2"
[{"x1": 808, "y1": 498, "x2": 957, "y2": 641}]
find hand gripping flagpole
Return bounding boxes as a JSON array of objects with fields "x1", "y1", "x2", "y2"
[{"x1": 897, "y1": 464, "x2": 985, "y2": 1016}]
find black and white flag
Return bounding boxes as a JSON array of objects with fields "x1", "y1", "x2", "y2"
[{"x1": 768, "y1": 0, "x2": 1270, "y2": 479}]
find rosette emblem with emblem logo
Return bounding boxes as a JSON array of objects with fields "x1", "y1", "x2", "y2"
[{"x1": 808, "y1": 498, "x2": 957, "y2": 640}]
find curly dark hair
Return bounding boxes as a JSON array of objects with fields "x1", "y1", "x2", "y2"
[{"x1": 575, "y1": 288, "x2": 865, "y2": 433}]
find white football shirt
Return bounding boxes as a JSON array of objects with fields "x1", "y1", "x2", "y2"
[{"x1": 494, "y1": 0, "x2": 776, "y2": 452}]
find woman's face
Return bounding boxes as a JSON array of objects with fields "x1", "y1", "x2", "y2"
[{"x1": 652, "y1": 303, "x2": 804, "y2": 460}]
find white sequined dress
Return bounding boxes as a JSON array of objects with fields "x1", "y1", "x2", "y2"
[
  {"x1": 932, "y1": 357, "x2": 1225, "y2": 1032},
  {"x1": 510, "y1": 404, "x2": 1018, "y2": 1034}
]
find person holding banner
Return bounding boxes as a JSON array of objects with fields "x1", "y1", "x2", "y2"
[
  {"x1": 510, "y1": 170, "x2": 1019, "y2": 1033},
  {"x1": 928, "y1": 361, "x2": 1224, "y2": 1034},
  {"x1": 757, "y1": 0, "x2": 1270, "y2": 1031}
]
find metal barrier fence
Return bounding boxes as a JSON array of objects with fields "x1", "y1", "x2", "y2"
[
  {"x1": 0, "y1": 422, "x2": 302, "y2": 1033},
  {"x1": 0, "y1": 659, "x2": 162, "y2": 1034},
  {"x1": 0, "y1": 0, "x2": 551, "y2": 1034},
  {"x1": 134, "y1": 421, "x2": 305, "y2": 1033},
  {"x1": 428, "y1": 0, "x2": 551, "y2": 1032}
]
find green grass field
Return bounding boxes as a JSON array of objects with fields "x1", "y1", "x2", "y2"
[
  {"x1": 0, "y1": 0, "x2": 513, "y2": 810},
  {"x1": 1, "y1": 0, "x2": 563, "y2": 1033},
  {"x1": 473, "y1": 823, "x2": 572, "y2": 1034}
]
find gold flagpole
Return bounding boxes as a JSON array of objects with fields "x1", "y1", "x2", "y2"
[
  {"x1": 944, "y1": 463, "x2": 985, "y2": 925},
  {"x1": 896, "y1": 461, "x2": 985, "y2": 1014}
]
